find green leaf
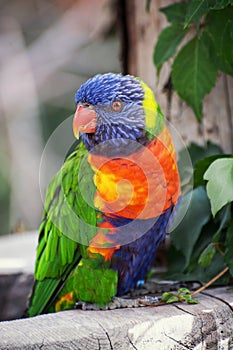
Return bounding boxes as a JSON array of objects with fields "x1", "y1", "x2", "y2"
[
  {"x1": 167, "y1": 296, "x2": 179, "y2": 304},
  {"x1": 161, "y1": 292, "x2": 175, "y2": 302},
  {"x1": 224, "y1": 221, "x2": 233, "y2": 276},
  {"x1": 161, "y1": 288, "x2": 199, "y2": 304},
  {"x1": 205, "y1": 7, "x2": 233, "y2": 75},
  {"x1": 172, "y1": 36, "x2": 218, "y2": 121},
  {"x1": 188, "y1": 141, "x2": 223, "y2": 166},
  {"x1": 146, "y1": 0, "x2": 151, "y2": 12},
  {"x1": 181, "y1": 294, "x2": 192, "y2": 302},
  {"x1": 204, "y1": 158, "x2": 233, "y2": 216},
  {"x1": 201, "y1": 27, "x2": 233, "y2": 76},
  {"x1": 160, "y1": 2, "x2": 187, "y2": 24},
  {"x1": 215, "y1": 53, "x2": 233, "y2": 76},
  {"x1": 178, "y1": 288, "x2": 190, "y2": 295},
  {"x1": 166, "y1": 244, "x2": 187, "y2": 276},
  {"x1": 184, "y1": 0, "x2": 232, "y2": 27},
  {"x1": 210, "y1": 0, "x2": 233, "y2": 8},
  {"x1": 188, "y1": 299, "x2": 199, "y2": 304},
  {"x1": 171, "y1": 187, "x2": 211, "y2": 268},
  {"x1": 153, "y1": 24, "x2": 187, "y2": 74},
  {"x1": 213, "y1": 204, "x2": 232, "y2": 241},
  {"x1": 194, "y1": 155, "x2": 232, "y2": 188},
  {"x1": 198, "y1": 243, "x2": 216, "y2": 266},
  {"x1": 167, "y1": 244, "x2": 227, "y2": 283},
  {"x1": 178, "y1": 142, "x2": 223, "y2": 193}
]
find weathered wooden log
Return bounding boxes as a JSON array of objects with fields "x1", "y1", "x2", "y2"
[
  {"x1": 1, "y1": 232, "x2": 233, "y2": 349},
  {"x1": 0, "y1": 287, "x2": 233, "y2": 349}
]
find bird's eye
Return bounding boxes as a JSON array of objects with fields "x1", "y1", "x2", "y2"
[
  {"x1": 111, "y1": 100, "x2": 123, "y2": 112},
  {"x1": 82, "y1": 102, "x2": 91, "y2": 108}
]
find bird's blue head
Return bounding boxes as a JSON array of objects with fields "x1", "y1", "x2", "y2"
[{"x1": 73, "y1": 73, "x2": 163, "y2": 156}]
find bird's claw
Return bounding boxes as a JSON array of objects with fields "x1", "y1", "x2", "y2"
[
  {"x1": 75, "y1": 296, "x2": 148, "y2": 311},
  {"x1": 75, "y1": 301, "x2": 101, "y2": 311}
]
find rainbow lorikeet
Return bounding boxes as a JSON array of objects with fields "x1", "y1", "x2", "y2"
[{"x1": 28, "y1": 73, "x2": 180, "y2": 317}]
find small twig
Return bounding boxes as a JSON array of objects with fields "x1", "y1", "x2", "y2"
[
  {"x1": 138, "y1": 266, "x2": 229, "y2": 307},
  {"x1": 191, "y1": 266, "x2": 229, "y2": 297},
  {"x1": 212, "y1": 243, "x2": 225, "y2": 256}
]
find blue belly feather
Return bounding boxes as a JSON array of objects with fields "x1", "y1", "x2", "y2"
[{"x1": 108, "y1": 207, "x2": 172, "y2": 295}]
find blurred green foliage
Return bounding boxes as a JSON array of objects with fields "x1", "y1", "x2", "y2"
[{"x1": 167, "y1": 142, "x2": 233, "y2": 285}]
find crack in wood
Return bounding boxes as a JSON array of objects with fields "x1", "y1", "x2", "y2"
[
  {"x1": 164, "y1": 332, "x2": 190, "y2": 349},
  {"x1": 97, "y1": 321, "x2": 113, "y2": 350},
  {"x1": 38, "y1": 339, "x2": 45, "y2": 349},
  {"x1": 97, "y1": 337, "x2": 101, "y2": 350},
  {"x1": 201, "y1": 291, "x2": 233, "y2": 312},
  {"x1": 1, "y1": 287, "x2": 233, "y2": 349},
  {"x1": 173, "y1": 304, "x2": 196, "y2": 317},
  {"x1": 127, "y1": 335, "x2": 138, "y2": 350},
  {"x1": 104, "y1": 330, "x2": 113, "y2": 350}
]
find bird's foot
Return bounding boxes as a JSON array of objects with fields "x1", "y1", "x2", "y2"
[
  {"x1": 108, "y1": 295, "x2": 161, "y2": 308},
  {"x1": 106, "y1": 296, "x2": 142, "y2": 309},
  {"x1": 75, "y1": 296, "x2": 154, "y2": 311},
  {"x1": 75, "y1": 301, "x2": 102, "y2": 311},
  {"x1": 137, "y1": 295, "x2": 162, "y2": 306}
]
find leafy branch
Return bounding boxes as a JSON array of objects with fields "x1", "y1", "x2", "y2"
[
  {"x1": 138, "y1": 288, "x2": 198, "y2": 307},
  {"x1": 152, "y1": 0, "x2": 233, "y2": 121},
  {"x1": 162, "y1": 288, "x2": 198, "y2": 304},
  {"x1": 166, "y1": 143, "x2": 233, "y2": 286},
  {"x1": 147, "y1": 0, "x2": 233, "y2": 299}
]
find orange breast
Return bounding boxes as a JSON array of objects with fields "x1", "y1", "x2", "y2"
[{"x1": 88, "y1": 126, "x2": 180, "y2": 220}]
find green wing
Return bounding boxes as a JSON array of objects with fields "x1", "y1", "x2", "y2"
[{"x1": 28, "y1": 141, "x2": 97, "y2": 317}]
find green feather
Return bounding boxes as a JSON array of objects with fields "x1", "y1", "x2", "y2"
[
  {"x1": 45, "y1": 227, "x2": 58, "y2": 262},
  {"x1": 73, "y1": 258, "x2": 118, "y2": 307},
  {"x1": 28, "y1": 279, "x2": 60, "y2": 317},
  {"x1": 28, "y1": 140, "x2": 98, "y2": 317},
  {"x1": 43, "y1": 219, "x2": 51, "y2": 242},
  {"x1": 28, "y1": 139, "x2": 119, "y2": 317}
]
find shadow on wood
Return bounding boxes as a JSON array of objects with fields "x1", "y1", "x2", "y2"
[
  {"x1": 0, "y1": 232, "x2": 36, "y2": 321},
  {"x1": 0, "y1": 273, "x2": 33, "y2": 321}
]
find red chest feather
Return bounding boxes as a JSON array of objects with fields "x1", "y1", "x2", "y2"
[{"x1": 88, "y1": 126, "x2": 180, "y2": 220}]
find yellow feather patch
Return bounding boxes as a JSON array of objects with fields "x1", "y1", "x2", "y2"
[{"x1": 140, "y1": 81, "x2": 158, "y2": 131}]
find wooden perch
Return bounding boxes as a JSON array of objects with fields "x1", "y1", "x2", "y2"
[
  {"x1": 1, "y1": 233, "x2": 233, "y2": 349},
  {"x1": 0, "y1": 287, "x2": 233, "y2": 349}
]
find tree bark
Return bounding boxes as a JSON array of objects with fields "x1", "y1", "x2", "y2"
[{"x1": 119, "y1": 0, "x2": 233, "y2": 152}]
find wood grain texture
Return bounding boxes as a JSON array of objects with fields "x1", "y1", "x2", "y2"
[
  {"x1": 124, "y1": 0, "x2": 233, "y2": 152},
  {"x1": 0, "y1": 287, "x2": 233, "y2": 349}
]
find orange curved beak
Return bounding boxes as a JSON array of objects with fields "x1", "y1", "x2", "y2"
[{"x1": 73, "y1": 105, "x2": 97, "y2": 139}]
